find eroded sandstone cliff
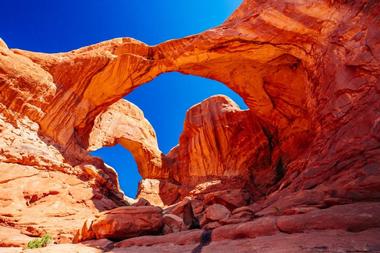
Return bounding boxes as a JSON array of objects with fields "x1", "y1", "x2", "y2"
[{"x1": 1, "y1": 0, "x2": 380, "y2": 252}]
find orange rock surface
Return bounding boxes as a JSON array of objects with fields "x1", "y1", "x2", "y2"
[
  {"x1": 165, "y1": 95, "x2": 270, "y2": 189},
  {"x1": 1, "y1": 0, "x2": 380, "y2": 251},
  {"x1": 74, "y1": 206, "x2": 163, "y2": 242},
  {"x1": 88, "y1": 99, "x2": 162, "y2": 179}
]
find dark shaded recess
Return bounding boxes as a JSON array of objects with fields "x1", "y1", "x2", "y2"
[
  {"x1": 261, "y1": 126, "x2": 274, "y2": 153},
  {"x1": 275, "y1": 158, "x2": 285, "y2": 183},
  {"x1": 183, "y1": 202, "x2": 200, "y2": 229},
  {"x1": 191, "y1": 230, "x2": 213, "y2": 253},
  {"x1": 290, "y1": 58, "x2": 301, "y2": 70}
]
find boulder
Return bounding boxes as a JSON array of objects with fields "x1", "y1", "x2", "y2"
[
  {"x1": 162, "y1": 214, "x2": 186, "y2": 234},
  {"x1": 204, "y1": 204, "x2": 231, "y2": 224},
  {"x1": 74, "y1": 206, "x2": 163, "y2": 242},
  {"x1": 200, "y1": 204, "x2": 231, "y2": 228},
  {"x1": 203, "y1": 189, "x2": 251, "y2": 210}
]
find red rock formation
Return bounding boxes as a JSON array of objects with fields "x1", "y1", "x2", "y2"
[
  {"x1": 0, "y1": 42, "x2": 128, "y2": 244},
  {"x1": 88, "y1": 99, "x2": 162, "y2": 179},
  {"x1": 165, "y1": 95, "x2": 271, "y2": 188},
  {"x1": 0, "y1": 0, "x2": 380, "y2": 251},
  {"x1": 138, "y1": 95, "x2": 271, "y2": 205},
  {"x1": 74, "y1": 206, "x2": 163, "y2": 242}
]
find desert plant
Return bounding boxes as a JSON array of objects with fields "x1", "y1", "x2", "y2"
[{"x1": 26, "y1": 234, "x2": 53, "y2": 249}]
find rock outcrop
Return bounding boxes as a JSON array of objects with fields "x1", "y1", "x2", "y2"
[
  {"x1": 165, "y1": 95, "x2": 271, "y2": 190},
  {"x1": 88, "y1": 99, "x2": 162, "y2": 177},
  {"x1": 74, "y1": 206, "x2": 163, "y2": 242},
  {"x1": 1, "y1": 0, "x2": 380, "y2": 252},
  {"x1": 137, "y1": 95, "x2": 272, "y2": 205}
]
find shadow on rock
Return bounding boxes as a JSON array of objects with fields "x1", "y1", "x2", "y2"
[{"x1": 191, "y1": 230, "x2": 212, "y2": 253}]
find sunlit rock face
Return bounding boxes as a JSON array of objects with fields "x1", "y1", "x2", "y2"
[
  {"x1": 1, "y1": 0, "x2": 380, "y2": 251},
  {"x1": 165, "y1": 95, "x2": 270, "y2": 187},
  {"x1": 88, "y1": 99, "x2": 162, "y2": 178}
]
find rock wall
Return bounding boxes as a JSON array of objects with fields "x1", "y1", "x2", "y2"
[
  {"x1": 165, "y1": 95, "x2": 270, "y2": 188},
  {"x1": 0, "y1": 0, "x2": 379, "y2": 251}
]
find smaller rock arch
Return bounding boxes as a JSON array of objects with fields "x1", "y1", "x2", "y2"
[{"x1": 88, "y1": 99, "x2": 165, "y2": 180}]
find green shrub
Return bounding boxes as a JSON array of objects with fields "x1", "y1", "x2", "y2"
[{"x1": 26, "y1": 234, "x2": 53, "y2": 249}]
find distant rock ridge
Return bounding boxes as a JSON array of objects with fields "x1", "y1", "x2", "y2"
[{"x1": 0, "y1": 0, "x2": 379, "y2": 251}]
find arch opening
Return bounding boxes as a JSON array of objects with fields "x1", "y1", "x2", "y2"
[
  {"x1": 91, "y1": 144, "x2": 141, "y2": 198},
  {"x1": 88, "y1": 72, "x2": 249, "y2": 202},
  {"x1": 125, "y1": 72, "x2": 249, "y2": 153}
]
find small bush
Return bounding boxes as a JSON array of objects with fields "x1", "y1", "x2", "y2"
[{"x1": 26, "y1": 234, "x2": 53, "y2": 249}]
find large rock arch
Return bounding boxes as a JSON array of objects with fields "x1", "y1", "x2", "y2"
[{"x1": 0, "y1": 0, "x2": 379, "y2": 246}]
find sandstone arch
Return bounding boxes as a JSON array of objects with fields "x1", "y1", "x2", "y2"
[
  {"x1": 1, "y1": 0, "x2": 379, "y2": 244},
  {"x1": 5, "y1": 0, "x2": 379, "y2": 203},
  {"x1": 88, "y1": 99, "x2": 163, "y2": 179}
]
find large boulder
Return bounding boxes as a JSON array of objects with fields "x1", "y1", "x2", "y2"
[
  {"x1": 204, "y1": 204, "x2": 231, "y2": 222},
  {"x1": 74, "y1": 206, "x2": 163, "y2": 242},
  {"x1": 162, "y1": 214, "x2": 186, "y2": 234},
  {"x1": 201, "y1": 204, "x2": 231, "y2": 228}
]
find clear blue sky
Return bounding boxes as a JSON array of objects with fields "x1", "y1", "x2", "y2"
[{"x1": 1, "y1": 0, "x2": 245, "y2": 197}]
